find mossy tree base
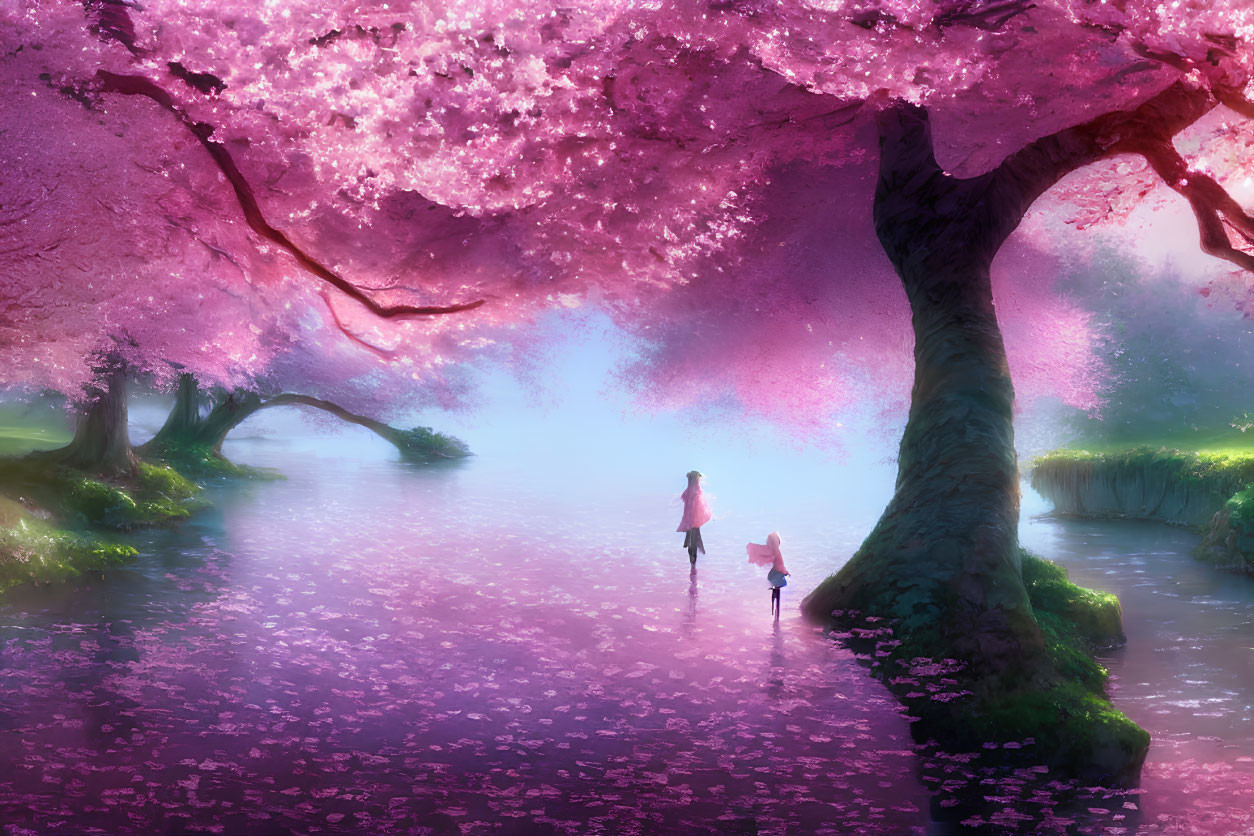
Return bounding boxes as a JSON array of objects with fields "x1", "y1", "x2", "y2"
[
  {"x1": 140, "y1": 438, "x2": 277, "y2": 480},
  {"x1": 822, "y1": 551, "x2": 1148, "y2": 785}
]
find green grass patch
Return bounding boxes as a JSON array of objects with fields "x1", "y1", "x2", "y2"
[
  {"x1": 0, "y1": 498, "x2": 136, "y2": 594},
  {"x1": 142, "y1": 440, "x2": 280, "y2": 480},
  {"x1": 1057, "y1": 431, "x2": 1254, "y2": 457},
  {"x1": 0, "y1": 423, "x2": 72, "y2": 458},
  {"x1": 0, "y1": 458, "x2": 205, "y2": 530}
]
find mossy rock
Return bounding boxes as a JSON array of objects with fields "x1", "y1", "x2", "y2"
[
  {"x1": 63, "y1": 476, "x2": 139, "y2": 526},
  {"x1": 1197, "y1": 487, "x2": 1254, "y2": 570}
]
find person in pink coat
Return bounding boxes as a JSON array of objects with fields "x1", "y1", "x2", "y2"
[
  {"x1": 677, "y1": 470, "x2": 712, "y2": 566},
  {"x1": 747, "y1": 532, "x2": 790, "y2": 618}
]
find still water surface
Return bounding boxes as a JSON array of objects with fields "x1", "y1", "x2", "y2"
[{"x1": 0, "y1": 432, "x2": 1251, "y2": 834}]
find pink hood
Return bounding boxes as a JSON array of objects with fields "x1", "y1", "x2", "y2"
[{"x1": 676, "y1": 473, "x2": 712, "y2": 532}]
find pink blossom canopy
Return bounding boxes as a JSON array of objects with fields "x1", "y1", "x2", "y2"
[{"x1": 4, "y1": 0, "x2": 1254, "y2": 430}]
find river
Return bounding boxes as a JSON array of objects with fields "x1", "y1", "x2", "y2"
[{"x1": 0, "y1": 429, "x2": 1252, "y2": 834}]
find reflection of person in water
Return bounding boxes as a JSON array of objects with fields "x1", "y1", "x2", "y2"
[
  {"x1": 683, "y1": 566, "x2": 699, "y2": 638},
  {"x1": 747, "y1": 532, "x2": 790, "y2": 618},
  {"x1": 677, "y1": 470, "x2": 712, "y2": 566}
]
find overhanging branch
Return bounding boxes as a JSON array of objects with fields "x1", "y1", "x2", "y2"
[
  {"x1": 93, "y1": 71, "x2": 486, "y2": 319},
  {"x1": 990, "y1": 81, "x2": 1217, "y2": 219},
  {"x1": 1138, "y1": 139, "x2": 1254, "y2": 272}
]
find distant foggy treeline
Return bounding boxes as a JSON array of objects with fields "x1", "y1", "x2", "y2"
[{"x1": 1059, "y1": 248, "x2": 1254, "y2": 444}]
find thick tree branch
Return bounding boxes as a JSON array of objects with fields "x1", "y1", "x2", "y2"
[
  {"x1": 991, "y1": 81, "x2": 1217, "y2": 221},
  {"x1": 255, "y1": 394, "x2": 467, "y2": 458},
  {"x1": 92, "y1": 71, "x2": 486, "y2": 319},
  {"x1": 1137, "y1": 139, "x2": 1254, "y2": 272}
]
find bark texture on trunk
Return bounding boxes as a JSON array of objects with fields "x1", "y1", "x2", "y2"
[
  {"x1": 802, "y1": 103, "x2": 1045, "y2": 678},
  {"x1": 149, "y1": 373, "x2": 203, "y2": 445},
  {"x1": 38, "y1": 363, "x2": 138, "y2": 477},
  {"x1": 801, "y1": 104, "x2": 1153, "y2": 783},
  {"x1": 138, "y1": 384, "x2": 262, "y2": 457}
]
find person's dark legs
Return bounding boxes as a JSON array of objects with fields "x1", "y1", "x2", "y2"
[
  {"x1": 771, "y1": 587, "x2": 781, "y2": 617},
  {"x1": 688, "y1": 546, "x2": 697, "y2": 565}
]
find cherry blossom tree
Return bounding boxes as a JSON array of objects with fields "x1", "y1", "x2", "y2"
[
  {"x1": 0, "y1": 59, "x2": 297, "y2": 474},
  {"x1": 6, "y1": 0, "x2": 1254, "y2": 772},
  {"x1": 0, "y1": 21, "x2": 482, "y2": 473}
]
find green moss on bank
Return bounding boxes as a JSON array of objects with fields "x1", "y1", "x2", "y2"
[
  {"x1": 972, "y1": 553, "x2": 1147, "y2": 775},
  {"x1": 0, "y1": 496, "x2": 136, "y2": 594},
  {"x1": 0, "y1": 454, "x2": 204, "y2": 595},
  {"x1": 1224, "y1": 485, "x2": 1254, "y2": 541},
  {"x1": 140, "y1": 439, "x2": 274, "y2": 480},
  {"x1": 0, "y1": 459, "x2": 205, "y2": 529},
  {"x1": 0, "y1": 424, "x2": 212, "y2": 598}
]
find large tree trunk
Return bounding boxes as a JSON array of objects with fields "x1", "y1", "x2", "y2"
[
  {"x1": 138, "y1": 384, "x2": 263, "y2": 459},
  {"x1": 40, "y1": 362, "x2": 138, "y2": 477},
  {"x1": 147, "y1": 372, "x2": 203, "y2": 447},
  {"x1": 800, "y1": 104, "x2": 1155, "y2": 782},
  {"x1": 803, "y1": 104, "x2": 1050, "y2": 682}
]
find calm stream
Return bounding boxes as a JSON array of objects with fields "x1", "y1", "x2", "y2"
[{"x1": 0, "y1": 429, "x2": 1252, "y2": 834}]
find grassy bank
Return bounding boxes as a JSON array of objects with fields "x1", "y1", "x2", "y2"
[
  {"x1": 0, "y1": 495, "x2": 136, "y2": 594},
  {"x1": 1032, "y1": 446, "x2": 1254, "y2": 493},
  {"x1": 140, "y1": 438, "x2": 278, "y2": 480},
  {"x1": 1030, "y1": 446, "x2": 1254, "y2": 527},
  {"x1": 1030, "y1": 444, "x2": 1254, "y2": 571},
  {"x1": 0, "y1": 423, "x2": 206, "y2": 597}
]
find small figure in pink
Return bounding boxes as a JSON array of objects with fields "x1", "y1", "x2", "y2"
[
  {"x1": 747, "y1": 532, "x2": 790, "y2": 618},
  {"x1": 677, "y1": 470, "x2": 712, "y2": 566}
]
